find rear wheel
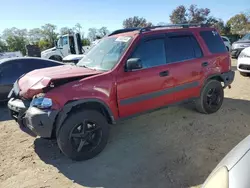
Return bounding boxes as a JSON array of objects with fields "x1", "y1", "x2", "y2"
[
  {"x1": 49, "y1": 55, "x2": 62, "y2": 62},
  {"x1": 57, "y1": 110, "x2": 109, "y2": 161},
  {"x1": 195, "y1": 80, "x2": 224, "y2": 114}
]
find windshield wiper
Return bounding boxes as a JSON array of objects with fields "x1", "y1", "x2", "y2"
[
  {"x1": 78, "y1": 64, "x2": 88, "y2": 68},
  {"x1": 78, "y1": 64, "x2": 97, "y2": 70}
]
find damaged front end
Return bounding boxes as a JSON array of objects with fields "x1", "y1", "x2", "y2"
[
  {"x1": 8, "y1": 81, "x2": 58, "y2": 137},
  {"x1": 8, "y1": 65, "x2": 102, "y2": 138}
]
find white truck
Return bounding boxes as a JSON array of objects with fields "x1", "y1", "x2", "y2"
[
  {"x1": 62, "y1": 39, "x2": 101, "y2": 64},
  {"x1": 41, "y1": 33, "x2": 84, "y2": 61}
]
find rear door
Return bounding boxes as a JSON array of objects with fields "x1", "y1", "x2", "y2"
[
  {"x1": 164, "y1": 32, "x2": 205, "y2": 102},
  {"x1": 116, "y1": 35, "x2": 176, "y2": 117}
]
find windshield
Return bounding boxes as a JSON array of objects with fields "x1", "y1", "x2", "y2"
[
  {"x1": 77, "y1": 36, "x2": 132, "y2": 71},
  {"x1": 241, "y1": 33, "x2": 250, "y2": 41}
]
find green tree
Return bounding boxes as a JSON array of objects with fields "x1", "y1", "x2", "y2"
[
  {"x1": 206, "y1": 17, "x2": 225, "y2": 33},
  {"x1": 6, "y1": 36, "x2": 27, "y2": 55},
  {"x1": 170, "y1": 5, "x2": 187, "y2": 24},
  {"x1": 99, "y1": 27, "x2": 110, "y2": 37},
  {"x1": 188, "y1": 4, "x2": 210, "y2": 23},
  {"x1": 0, "y1": 39, "x2": 8, "y2": 52},
  {"x1": 88, "y1": 28, "x2": 98, "y2": 41},
  {"x1": 227, "y1": 14, "x2": 250, "y2": 34},
  {"x1": 38, "y1": 39, "x2": 51, "y2": 51},
  {"x1": 60, "y1": 27, "x2": 74, "y2": 35},
  {"x1": 41, "y1": 23, "x2": 57, "y2": 47},
  {"x1": 2, "y1": 27, "x2": 28, "y2": 55},
  {"x1": 82, "y1": 38, "x2": 91, "y2": 46},
  {"x1": 170, "y1": 4, "x2": 210, "y2": 24},
  {"x1": 123, "y1": 16, "x2": 153, "y2": 28},
  {"x1": 28, "y1": 28, "x2": 43, "y2": 44}
]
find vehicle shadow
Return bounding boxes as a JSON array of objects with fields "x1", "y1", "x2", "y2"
[
  {"x1": 34, "y1": 97, "x2": 250, "y2": 188},
  {"x1": 0, "y1": 102, "x2": 11, "y2": 122}
]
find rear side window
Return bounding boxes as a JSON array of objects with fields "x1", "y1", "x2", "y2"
[
  {"x1": 131, "y1": 38, "x2": 166, "y2": 68},
  {"x1": 200, "y1": 31, "x2": 227, "y2": 53},
  {"x1": 166, "y1": 35, "x2": 203, "y2": 63}
]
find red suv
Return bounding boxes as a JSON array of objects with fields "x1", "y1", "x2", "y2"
[{"x1": 8, "y1": 24, "x2": 234, "y2": 161}]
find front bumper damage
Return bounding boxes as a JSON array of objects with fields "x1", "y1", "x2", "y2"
[{"x1": 8, "y1": 98, "x2": 58, "y2": 138}]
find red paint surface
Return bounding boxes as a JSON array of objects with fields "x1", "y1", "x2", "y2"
[{"x1": 18, "y1": 27, "x2": 231, "y2": 120}]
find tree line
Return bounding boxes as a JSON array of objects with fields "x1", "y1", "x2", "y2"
[
  {"x1": 0, "y1": 4, "x2": 249, "y2": 55},
  {"x1": 0, "y1": 23, "x2": 110, "y2": 55},
  {"x1": 123, "y1": 5, "x2": 250, "y2": 36}
]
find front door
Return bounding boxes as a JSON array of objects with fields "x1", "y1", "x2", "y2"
[
  {"x1": 116, "y1": 35, "x2": 176, "y2": 118},
  {"x1": 61, "y1": 36, "x2": 70, "y2": 57}
]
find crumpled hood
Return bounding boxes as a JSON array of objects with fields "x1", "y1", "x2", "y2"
[{"x1": 18, "y1": 65, "x2": 102, "y2": 98}]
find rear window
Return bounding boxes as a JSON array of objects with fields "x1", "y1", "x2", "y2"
[
  {"x1": 166, "y1": 35, "x2": 203, "y2": 63},
  {"x1": 200, "y1": 31, "x2": 227, "y2": 54}
]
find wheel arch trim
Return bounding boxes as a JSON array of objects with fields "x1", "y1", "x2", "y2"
[{"x1": 55, "y1": 99, "x2": 115, "y2": 136}]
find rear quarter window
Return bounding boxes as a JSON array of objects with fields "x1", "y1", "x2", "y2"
[{"x1": 200, "y1": 31, "x2": 227, "y2": 54}]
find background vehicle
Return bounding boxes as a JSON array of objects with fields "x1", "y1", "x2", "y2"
[
  {"x1": 41, "y1": 33, "x2": 83, "y2": 61},
  {"x1": 202, "y1": 135, "x2": 250, "y2": 188},
  {"x1": 0, "y1": 57, "x2": 62, "y2": 101},
  {"x1": 8, "y1": 24, "x2": 234, "y2": 161},
  {"x1": 231, "y1": 33, "x2": 250, "y2": 58},
  {"x1": 0, "y1": 51, "x2": 23, "y2": 60},
  {"x1": 62, "y1": 39, "x2": 101, "y2": 64},
  {"x1": 221, "y1": 36, "x2": 231, "y2": 51},
  {"x1": 237, "y1": 46, "x2": 250, "y2": 76}
]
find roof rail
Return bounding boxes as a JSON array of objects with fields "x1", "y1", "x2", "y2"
[
  {"x1": 108, "y1": 28, "x2": 141, "y2": 36},
  {"x1": 140, "y1": 23, "x2": 208, "y2": 33}
]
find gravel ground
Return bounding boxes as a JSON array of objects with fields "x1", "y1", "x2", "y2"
[{"x1": 1, "y1": 59, "x2": 250, "y2": 188}]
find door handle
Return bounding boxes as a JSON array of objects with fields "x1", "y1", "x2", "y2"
[
  {"x1": 159, "y1": 70, "x2": 169, "y2": 77},
  {"x1": 202, "y1": 62, "x2": 208, "y2": 67}
]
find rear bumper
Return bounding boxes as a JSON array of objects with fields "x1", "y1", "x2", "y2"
[
  {"x1": 8, "y1": 98, "x2": 58, "y2": 138},
  {"x1": 221, "y1": 71, "x2": 235, "y2": 87}
]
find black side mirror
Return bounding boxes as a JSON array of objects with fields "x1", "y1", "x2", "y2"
[{"x1": 126, "y1": 58, "x2": 142, "y2": 71}]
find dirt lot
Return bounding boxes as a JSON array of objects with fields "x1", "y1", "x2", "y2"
[{"x1": 0, "y1": 60, "x2": 250, "y2": 188}]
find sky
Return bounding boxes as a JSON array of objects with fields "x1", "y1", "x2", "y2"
[{"x1": 0, "y1": 0, "x2": 249, "y2": 35}]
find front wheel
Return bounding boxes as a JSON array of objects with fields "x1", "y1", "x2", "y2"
[
  {"x1": 57, "y1": 110, "x2": 109, "y2": 161},
  {"x1": 195, "y1": 80, "x2": 224, "y2": 114}
]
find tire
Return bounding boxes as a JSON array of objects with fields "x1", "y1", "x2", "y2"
[
  {"x1": 240, "y1": 72, "x2": 249, "y2": 77},
  {"x1": 57, "y1": 110, "x2": 109, "y2": 161},
  {"x1": 49, "y1": 55, "x2": 62, "y2": 62},
  {"x1": 195, "y1": 80, "x2": 224, "y2": 114}
]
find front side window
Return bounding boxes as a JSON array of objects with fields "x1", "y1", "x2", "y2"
[
  {"x1": 200, "y1": 30, "x2": 227, "y2": 54},
  {"x1": 62, "y1": 36, "x2": 68, "y2": 45},
  {"x1": 77, "y1": 36, "x2": 132, "y2": 71},
  {"x1": 166, "y1": 35, "x2": 202, "y2": 63},
  {"x1": 130, "y1": 38, "x2": 166, "y2": 68}
]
